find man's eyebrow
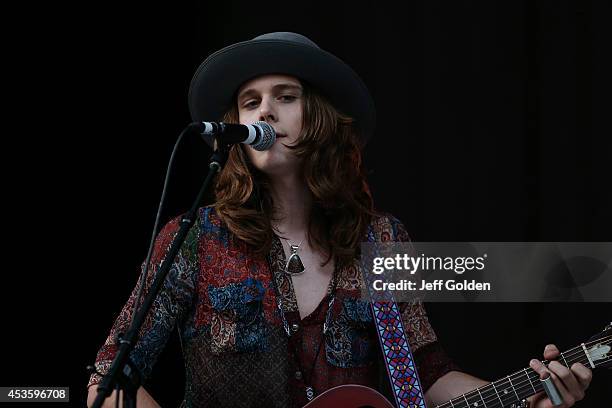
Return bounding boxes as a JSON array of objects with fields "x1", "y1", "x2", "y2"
[{"x1": 237, "y1": 83, "x2": 303, "y2": 101}]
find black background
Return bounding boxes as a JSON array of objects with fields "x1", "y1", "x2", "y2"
[{"x1": 1, "y1": 1, "x2": 610, "y2": 407}]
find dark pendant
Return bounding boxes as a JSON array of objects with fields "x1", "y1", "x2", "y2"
[
  {"x1": 285, "y1": 244, "x2": 305, "y2": 274},
  {"x1": 305, "y1": 386, "x2": 314, "y2": 401}
]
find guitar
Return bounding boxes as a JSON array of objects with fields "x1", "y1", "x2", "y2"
[{"x1": 305, "y1": 322, "x2": 611, "y2": 408}]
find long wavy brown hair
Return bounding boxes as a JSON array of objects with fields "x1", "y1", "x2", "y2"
[{"x1": 213, "y1": 81, "x2": 377, "y2": 268}]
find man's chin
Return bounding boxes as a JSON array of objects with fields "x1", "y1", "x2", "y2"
[{"x1": 257, "y1": 161, "x2": 301, "y2": 178}]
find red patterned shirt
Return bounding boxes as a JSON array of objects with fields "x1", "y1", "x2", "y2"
[{"x1": 89, "y1": 206, "x2": 458, "y2": 407}]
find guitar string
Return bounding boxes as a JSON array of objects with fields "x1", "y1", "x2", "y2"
[
  {"x1": 438, "y1": 350, "x2": 600, "y2": 408},
  {"x1": 448, "y1": 354, "x2": 594, "y2": 408},
  {"x1": 470, "y1": 334, "x2": 612, "y2": 403},
  {"x1": 434, "y1": 335, "x2": 611, "y2": 408},
  {"x1": 446, "y1": 345, "x2": 610, "y2": 408},
  {"x1": 437, "y1": 348, "x2": 610, "y2": 408}
]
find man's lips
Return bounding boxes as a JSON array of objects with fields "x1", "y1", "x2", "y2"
[{"x1": 276, "y1": 133, "x2": 287, "y2": 138}]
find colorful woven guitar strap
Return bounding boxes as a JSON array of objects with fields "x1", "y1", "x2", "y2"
[
  {"x1": 369, "y1": 300, "x2": 427, "y2": 408},
  {"x1": 363, "y1": 229, "x2": 427, "y2": 408}
]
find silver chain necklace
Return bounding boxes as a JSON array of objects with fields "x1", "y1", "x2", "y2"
[{"x1": 266, "y1": 250, "x2": 338, "y2": 403}]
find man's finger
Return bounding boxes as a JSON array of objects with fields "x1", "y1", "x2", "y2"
[
  {"x1": 548, "y1": 370, "x2": 575, "y2": 407},
  {"x1": 530, "y1": 359, "x2": 549, "y2": 379},
  {"x1": 549, "y1": 361, "x2": 584, "y2": 401},
  {"x1": 543, "y1": 344, "x2": 560, "y2": 360},
  {"x1": 530, "y1": 360, "x2": 575, "y2": 406},
  {"x1": 570, "y1": 363, "x2": 592, "y2": 390}
]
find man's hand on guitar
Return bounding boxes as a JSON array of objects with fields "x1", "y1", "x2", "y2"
[{"x1": 528, "y1": 344, "x2": 593, "y2": 408}]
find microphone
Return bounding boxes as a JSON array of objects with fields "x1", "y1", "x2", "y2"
[{"x1": 197, "y1": 121, "x2": 276, "y2": 151}]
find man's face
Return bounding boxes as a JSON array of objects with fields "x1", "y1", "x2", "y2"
[{"x1": 237, "y1": 74, "x2": 304, "y2": 177}]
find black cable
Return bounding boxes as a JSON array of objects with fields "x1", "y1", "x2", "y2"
[{"x1": 128, "y1": 124, "x2": 200, "y2": 331}]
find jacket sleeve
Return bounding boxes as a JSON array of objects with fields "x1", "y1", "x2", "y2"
[{"x1": 88, "y1": 214, "x2": 199, "y2": 388}]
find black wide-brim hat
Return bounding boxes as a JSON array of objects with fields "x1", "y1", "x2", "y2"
[{"x1": 188, "y1": 32, "x2": 376, "y2": 144}]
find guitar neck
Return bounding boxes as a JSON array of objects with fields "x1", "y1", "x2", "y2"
[{"x1": 434, "y1": 339, "x2": 605, "y2": 408}]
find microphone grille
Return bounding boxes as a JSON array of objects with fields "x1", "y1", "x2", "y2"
[{"x1": 252, "y1": 121, "x2": 276, "y2": 151}]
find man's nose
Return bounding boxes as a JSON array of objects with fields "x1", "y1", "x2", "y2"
[{"x1": 258, "y1": 98, "x2": 277, "y2": 122}]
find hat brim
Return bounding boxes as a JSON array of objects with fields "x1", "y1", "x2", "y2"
[{"x1": 188, "y1": 39, "x2": 375, "y2": 144}]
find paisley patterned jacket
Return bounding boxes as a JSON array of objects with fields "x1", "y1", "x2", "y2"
[{"x1": 89, "y1": 206, "x2": 458, "y2": 407}]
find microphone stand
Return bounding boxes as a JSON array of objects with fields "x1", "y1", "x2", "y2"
[{"x1": 91, "y1": 137, "x2": 229, "y2": 408}]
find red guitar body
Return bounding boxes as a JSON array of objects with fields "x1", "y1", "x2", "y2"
[{"x1": 303, "y1": 384, "x2": 395, "y2": 408}]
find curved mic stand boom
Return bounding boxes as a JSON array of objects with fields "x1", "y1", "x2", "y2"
[{"x1": 91, "y1": 133, "x2": 229, "y2": 408}]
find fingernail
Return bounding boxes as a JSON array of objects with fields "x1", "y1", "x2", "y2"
[{"x1": 530, "y1": 359, "x2": 539, "y2": 366}]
